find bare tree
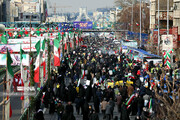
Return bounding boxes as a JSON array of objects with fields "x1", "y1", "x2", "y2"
[
  {"x1": 116, "y1": 2, "x2": 150, "y2": 33},
  {"x1": 154, "y1": 75, "x2": 180, "y2": 120}
]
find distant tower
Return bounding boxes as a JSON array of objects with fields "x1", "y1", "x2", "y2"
[{"x1": 75, "y1": 7, "x2": 91, "y2": 21}]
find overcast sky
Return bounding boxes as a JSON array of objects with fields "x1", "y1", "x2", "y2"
[{"x1": 48, "y1": 0, "x2": 115, "y2": 13}]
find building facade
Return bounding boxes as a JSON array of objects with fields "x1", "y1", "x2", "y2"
[
  {"x1": 150, "y1": 0, "x2": 180, "y2": 57},
  {"x1": 0, "y1": 0, "x2": 47, "y2": 23}
]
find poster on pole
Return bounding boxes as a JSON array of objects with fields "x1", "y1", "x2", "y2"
[
  {"x1": 162, "y1": 35, "x2": 173, "y2": 51},
  {"x1": 0, "y1": 54, "x2": 29, "y2": 66}
]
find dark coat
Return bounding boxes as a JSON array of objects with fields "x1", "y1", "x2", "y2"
[
  {"x1": 62, "y1": 113, "x2": 76, "y2": 120},
  {"x1": 34, "y1": 109, "x2": 45, "y2": 120},
  {"x1": 93, "y1": 96, "x2": 100, "y2": 113},
  {"x1": 65, "y1": 104, "x2": 74, "y2": 114},
  {"x1": 89, "y1": 113, "x2": 99, "y2": 120},
  {"x1": 120, "y1": 104, "x2": 130, "y2": 120},
  {"x1": 83, "y1": 101, "x2": 89, "y2": 120}
]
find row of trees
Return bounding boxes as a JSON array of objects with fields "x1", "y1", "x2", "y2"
[{"x1": 115, "y1": 0, "x2": 150, "y2": 34}]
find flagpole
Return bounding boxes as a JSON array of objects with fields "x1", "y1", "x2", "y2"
[
  {"x1": 20, "y1": 43, "x2": 24, "y2": 113},
  {"x1": 167, "y1": 0, "x2": 169, "y2": 35},
  {"x1": 39, "y1": 39, "x2": 41, "y2": 87},
  {"x1": 2, "y1": 49, "x2": 8, "y2": 120}
]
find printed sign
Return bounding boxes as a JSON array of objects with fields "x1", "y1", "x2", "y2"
[
  {"x1": 0, "y1": 54, "x2": 29, "y2": 66},
  {"x1": 162, "y1": 35, "x2": 173, "y2": 51},
  {"x1": 0, "y1": 43, "x2": 43, "y2": 53},
  {"x1": 73, "y1": 21, "x2": 93, "y2": 29}
]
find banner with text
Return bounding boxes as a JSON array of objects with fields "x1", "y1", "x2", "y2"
[{"x1": 0, "y1": 54, "x2": 29, "y2": 66}]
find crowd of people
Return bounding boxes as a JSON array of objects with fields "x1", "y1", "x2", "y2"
[{"x1": 33, "y1": 37, "x2": 180, "y2": 120}]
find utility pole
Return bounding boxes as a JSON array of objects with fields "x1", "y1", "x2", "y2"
[{"x1": 167, "y1": 0, "x2": 169, "y2": 35}]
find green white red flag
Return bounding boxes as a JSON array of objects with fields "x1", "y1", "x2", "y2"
[
  {"x1": 41, "y1": 39, "x2": 46, "y2": 77},
  {"x1": 54, "y1": 38, "x2": 60, "y2": 66},
  {"x1": 34, "y1": 40, "x2": 40, "y2": 83},
  {"x1": 81, "y1": 69, "x2": 85, "y2": 79}
]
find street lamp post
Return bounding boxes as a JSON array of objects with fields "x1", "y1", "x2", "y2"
[
  {"x1": 140, "y1": 0, "x2": 142, "y2": 48},
  {"x1": 158, "y1": 0, "x2": 160, "y2": 55},
  {"x1": 167, "y1": 0, "x2": 169, "y2": 35}
]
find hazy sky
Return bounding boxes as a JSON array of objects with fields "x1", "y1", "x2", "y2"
[{"x1": 48, "y1": 0, "x2": 115, "y2": 13}]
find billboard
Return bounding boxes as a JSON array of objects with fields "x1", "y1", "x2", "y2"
[
  {"x1": 73, "y1": 21, "x2": 93, "y2": 29},
  {"x1": 8, "y1": 37, "x2": 45, "y2": 44},
  {"x1": 0, "y1": 43, "x2": 43, "y2": 53},
  {"x1": 162, "y1": 35, "x2": 173, "y2": 51},
  {"x1": 0, "y1": 54, "x2": 29, "y2": 66}
]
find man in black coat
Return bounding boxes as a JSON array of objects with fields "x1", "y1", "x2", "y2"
[
  {"x1": 89, "y1": 110, "x2": 99, "y2": 120},
  {"x1": 65, "y1": 101, "x2": 74, "y2": 115},
  {"x1": 34, "y1": 109, "x2": 45, "y2": 120},
  {"x1": 120, "y1": 104, "x2": 130, "y2": 120},
  {"x1": 93, "y1": 95, "x2": 100, "y2": 113}
]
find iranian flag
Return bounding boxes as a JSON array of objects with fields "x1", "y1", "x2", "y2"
[
  {"x1": 54, "y1": 38, "x2": 60, "y2": 66},
  {"x1": 81, "y1": 69, "x2": 85, "y2": 79},
  {"x1": 20, "y1": 45, "x2": 25, "y2": 100},
  {"x1": 41, "y1": 39, "x2": 46, "y2": 77},
  {"x1": 6, "y1": 49, "x2": 14, "y2": 118},
  {"x1": 34, "y1": 40, "x2": 40, "y2": 83},
  {"x1": 7, "y1": 49, "x2": 14, "y2": 79},
  {"x1": 73, "y1": 59, "x2": 77, "y2": 66},
  {"x1": 136, "y1": 22, "x2": 139, "y2": 26},
  {"x1": 149, "y1": 98, "x2": 152, "y2": 113},
  {"x1": 125, "y1": 94, "x2": 135, "y2": 105}
]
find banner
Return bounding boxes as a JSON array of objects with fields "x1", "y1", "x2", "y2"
[
  {"x1": 0, "y1": 44, "x2": 44, "y2": 52},
  {"x1": 73, "y1": 21, "x2": 93, "y2": 29},
  {"x1": 8, "y1": 37, "x2": 45, "y2": 44},
  {"x1": 0, "y1": 54, "x2": 29, "y2": 66}
]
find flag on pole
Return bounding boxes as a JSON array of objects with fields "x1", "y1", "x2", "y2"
[
  {"x1": 1, "y1": 34, "x2": 7, "y2": 44},
  {"x1": 81, "y1": 69, "x2": 85, "y2": 79},
  {"x1": 20, "y1": 45, "x2": 25, "y2": 100},
  {"x1": 54, "y1": 38, "x2": 60, "y2": 66},
  {"x1": 9, "y1": 103, "x2": 12, "y2": 117},
  {"x1": 149, "y1": 98, "x2": 152, "y2": 113},
  {"x1": 41, "y1": 39, "x2": 46, "y2": 77},
  {"x1": 73, "y1": 59, "x2": 77, "y2": 66},
  {"x1": 34, "y1": 40, "x2": 40, "y2": 83},
  {"x1": 125, "y1": 94, "x2": 135, "y2": 105},
  {"x1": 5, "y1": 49, "x2": 14, "y2": 119},
  {"x1": 136, "y1": 22, "x2": 139, "y2": 26},
  {"x1": 7, "y1": 49, "x2": 14, "y2": 77}
]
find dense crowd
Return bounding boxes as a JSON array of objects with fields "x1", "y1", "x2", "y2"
[{"x1": 33, "y1": 37, "x2": 180, "y2": 120}]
